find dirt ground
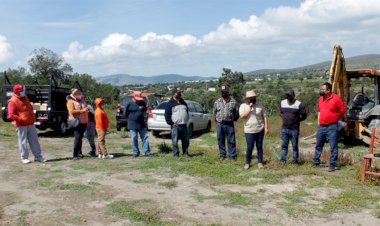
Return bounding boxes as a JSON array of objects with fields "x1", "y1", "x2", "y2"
[{"x1": 0, "y1": 129, "x2": 379, "y2": 226}]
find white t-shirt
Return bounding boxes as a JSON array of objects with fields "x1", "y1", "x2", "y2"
[{"x1": 239, "y1": 102, "x2": 266, "y2": 133}]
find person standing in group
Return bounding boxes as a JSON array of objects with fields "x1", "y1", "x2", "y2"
[
  {"x1": 66, "y1": 88, "x2": 89, "y2": 160},
  {"x1": 313, "y1": 82, "x2": 345, "y2": 172},
  {"x1": 239, "y1": 90, "x2": 268, "y2": 169},
  {"x1": 125, "y1": 91, "x2": 151, "y2": 157},
  {"x1": 85, "y1": 105, "x2": 97, "y2": 157},
  {"x1": 94, "y1": 98, "x2": 113, "y2": 159},
  {"x1": 164, "y1": 88, "x2": 190, "y2": 157},
  {"x1": 279, "y1": 89, "x2": 307, "y2": 165},
  {"x1": 213, "y1": 85, "x2": 239, "y2": 161},
  {"x1": 7, "y1": 84, "x2": 46, "y2": 164}
]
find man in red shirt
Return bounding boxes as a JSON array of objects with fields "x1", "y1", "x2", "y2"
[
  {"x1": 8, "y1": 84, "x2": 46, "y2": 164},
  {"x1": 313, "y1": 82, "x2": 345, "y2": 172}
]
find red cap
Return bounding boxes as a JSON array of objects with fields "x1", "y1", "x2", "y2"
[
  {"x1": 132, "y1": 91, "x2": 143, "y2": 101},
  {"x1": 13, "y1": 84, "x2": 24, "y2": 93}
]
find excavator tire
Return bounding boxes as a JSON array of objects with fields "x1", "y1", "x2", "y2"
[{"x1": 368, "y1": 119, "x2": 380, "y2": 131}]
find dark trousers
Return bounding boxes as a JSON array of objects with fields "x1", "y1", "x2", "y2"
[
  {"x1": 245, "y1": 129, "x2": 265, "y2": 164},
  {"x1": 217, "y1": 122, "x2": 237, "y2": 159},
  {"x1": 73, "y1": 123, "x2": 87, "y2": 157}
]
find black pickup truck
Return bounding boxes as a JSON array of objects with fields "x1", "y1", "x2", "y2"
[{"x1": 1, "y1": 73, "x2": 73, "y2": 134}]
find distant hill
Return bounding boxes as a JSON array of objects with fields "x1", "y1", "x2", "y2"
[
  {"x1": 96, "y1": 54, "x2": 380, "y2": 85},
  {"x1": 244, "y1": 54, "x2": 380, "y2": 77},
  {"x1": 96, "y1": 73, "x2": 216, "y2": 85}
]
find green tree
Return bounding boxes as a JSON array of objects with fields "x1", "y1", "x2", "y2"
[
  {"x1": 27, "y1": 48, "x2": 73, "y2": 84},
  {"x1": 1, "y1": 67, "x2": 28, "y2": 84},
  {"x1": 63, "y1": 73, "x2": 120, "y2": 105},
  {"x1": 218, "y1": 68, "x2": 245, "y2": 103}
]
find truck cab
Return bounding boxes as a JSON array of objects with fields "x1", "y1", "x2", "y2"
[{"x1": 2, "y1": 73, "x2": 72, "y2": 134}]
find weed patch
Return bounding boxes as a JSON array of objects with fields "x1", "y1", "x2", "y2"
[
  {"x1": 193, "y1": 191, "x2": 251, "y2": 206},
  {"x1": 157, "y1": 142, "x2": 172, "y2": 154},
  {"x1": 106, "y1": 199, "x2": 174, "y2": 225},
  {"x1": 276, "y1": 189, "x2": 314, "y2": 217},
  {"x1": 158, "y1": 180, "x2": 177, "y2": 189},
  {"x1": 132, "y1": 177, "x2": 157, "y2": 184},
  {"x1": 65, "y1": 215, "x2": 83, "y2": 224},
  {"x1": 16, "y1": 210, "x2": 32, "y2": 226},
  {"x1": 55, "y1": 183, "x2": 92, "y2": 192}
]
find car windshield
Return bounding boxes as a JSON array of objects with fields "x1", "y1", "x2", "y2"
[
  {"x1": 155, "y1": 102, "x2": 168, "y2": 109},
  {"x1": 120, "y1": 96, "x2": 147, "y2": 107},
  {"x1": 155, "y1": 100, "x2": 194, "y2": 110}
]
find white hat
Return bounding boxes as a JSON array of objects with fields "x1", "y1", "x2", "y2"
[{"x1": 245, "y1": 90, "x2": 258, "y2": 98}]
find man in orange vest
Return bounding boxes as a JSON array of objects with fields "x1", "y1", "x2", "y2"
[{"x1": 7, "y1": 84, "x2": 46, "y2": 164}]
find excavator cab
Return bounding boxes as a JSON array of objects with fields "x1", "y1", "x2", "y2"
[
  {"x1": 345, "y1": 70, "x2": 380, "y2": 143},
  {"x1": 329, "y1": 45, "x2": 380, "y2": 144}
]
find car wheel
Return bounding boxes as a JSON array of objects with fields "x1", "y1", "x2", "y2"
[
  {"x1": 188, "y1": 123, "x2": 193, "y2": 138},
  {"x1": 116, "y1": 125, "x2": 121, "y2": 131},
  {"x1": 152, "y1": 130, "x2": 160, "y2": 137},
  {"x1": 205, "y1": 121, "x2": 211, "y2": 133}
]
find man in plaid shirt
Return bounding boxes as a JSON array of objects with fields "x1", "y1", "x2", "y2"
[{"x1": 213, "y1": 85, "x2": 239, "y2": 160}]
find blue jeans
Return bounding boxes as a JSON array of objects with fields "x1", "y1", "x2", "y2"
[
  {"x1": 245, "y1": 130, "x2": 264, "y2": 164},
  {"x1": 280, "y1": 128, "x2": 300, "y2": 163},
  {"x1": 217, "y1": 122, "x2": 237, "y2": 159},
  {"x1": 313, "y1": 123, "x2": 339, "y2": 166},
  {"x1": 171, "y1": 125, "x2": 189, "y2": 156},
  {"x1": 130, "y1": 127, "x2": 150, "y2": 156},
  {"x1": 73, "y1": 123, "x2": 87, "y2": 157}
]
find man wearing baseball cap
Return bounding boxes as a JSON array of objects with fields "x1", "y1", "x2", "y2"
[
  {"x1": 165, "y1": 88, "x2": 190, "y2": 157},
  {"x1": 125, "y1": 91, "x2": 151, "y2": 157},
  {"x1": 7, "y1": 84, "x2": 46, "y2": 164},
  {"x1": 213, "y1": 84, "x2": 239, "y2": 161},
  {"x1": 279, "y1": 89, "x2": 307, "y2": 165}
]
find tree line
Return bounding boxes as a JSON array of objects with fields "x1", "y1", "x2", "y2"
[
  {"x1": 1, "y1": 48, "x2": 120, "y2": 105},
  {"x1": 1, "y1": 48, "x2": 323, "y2": 117}
]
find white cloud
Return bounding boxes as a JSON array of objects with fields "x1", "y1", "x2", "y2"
[
  {"x1": 63, "y1": 0, "x2": 380, "y2": 77},
  {"x1": 0, "y1": 35, "x2": 13, "y2": 63}
]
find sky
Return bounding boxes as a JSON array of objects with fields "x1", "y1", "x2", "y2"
[{"x1": 0, "y1": 0, "x2": 380, "y2": 78}]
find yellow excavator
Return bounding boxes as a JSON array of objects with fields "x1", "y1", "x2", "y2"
[{"x1": 329, "y1": 45, "x2": 380, "y2": 144}]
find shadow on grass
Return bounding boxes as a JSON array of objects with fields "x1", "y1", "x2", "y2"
[
  {"x1": 151, "y1": 130, "x2": 211, "y2": 140},
  {"x1": 45, "y1": 157, "x2": 74, "y2": 162},
  {"x1": 188, "y1": 152, "x2": 204, "y2": 157},
  {"x1": 110, "y1": 153, "x2": 134, "y2": 158}
]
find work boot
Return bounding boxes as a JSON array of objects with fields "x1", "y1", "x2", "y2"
[{"x1": 88, "y1": 151, "x2": 96, "y2": 157}]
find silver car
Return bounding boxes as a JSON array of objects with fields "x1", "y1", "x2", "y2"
[{"x1": 148, "y1": 100, "x2": 211, "y2": 137}]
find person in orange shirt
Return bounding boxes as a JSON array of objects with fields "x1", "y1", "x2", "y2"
[
  {"x1": 66, "y1": 88, "x2": 89, "y2": 160},
  {"x1": 94, "y1": 98, "x2": 113, "y2": 159},
  {"x1": 8, "y1": 84, "x2": 46, "y2": 164}
]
